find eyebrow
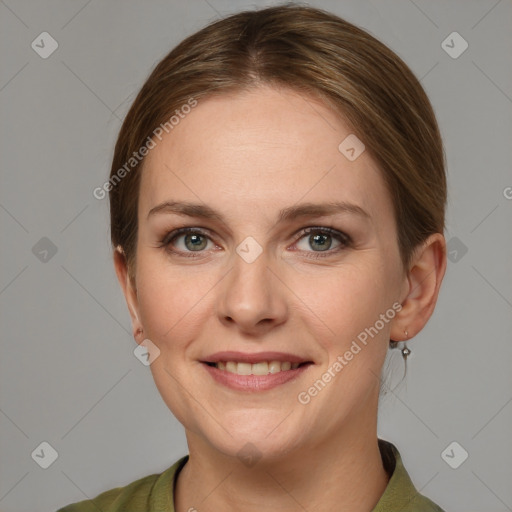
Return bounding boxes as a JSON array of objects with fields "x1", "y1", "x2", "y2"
[{"x1": 147, "y1": 200, "x2": 371, "y2": 223}]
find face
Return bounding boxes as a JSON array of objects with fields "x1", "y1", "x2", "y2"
[{"x1": 121, "y1": 85, "x2": 409, "y2": 460}]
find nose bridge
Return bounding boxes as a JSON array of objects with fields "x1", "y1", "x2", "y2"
[{"x1": 216, "y1": 245, "x2": 287, "y2": 332}]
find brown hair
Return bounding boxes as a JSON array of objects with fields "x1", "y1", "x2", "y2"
[{"x1": 109, "y1": 4, "x2": 446, "y2": 283}]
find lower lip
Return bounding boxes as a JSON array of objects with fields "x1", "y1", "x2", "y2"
[{"x1": 202, "y1": 363, "x2": 312, "y2": 391}]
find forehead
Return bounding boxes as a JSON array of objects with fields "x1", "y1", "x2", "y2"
[{"x1": 139, "y1": 85, "x2": 393, "y2": 227}]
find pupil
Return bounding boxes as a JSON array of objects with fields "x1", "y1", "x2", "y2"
[
  {"x1": 310, "y1": 233, "x2": 331, "y2": 251},
  {"x1": 186, "y1": 234, "x2": 206, "y2": 251}
]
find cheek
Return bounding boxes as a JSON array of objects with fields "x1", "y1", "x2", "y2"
[
  {"x1": 135, "y1": 256, "x2": 212, "y2": 345},
  {"x1": 297, "y1": 262, "x2": 390, "y2": 338}
]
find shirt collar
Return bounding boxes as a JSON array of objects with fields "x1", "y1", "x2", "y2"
[
  {"x1": 372, "y1": 438, "x2": 429, "y2": 511},
  {"x1": 150, "y1": 438, "x2": 434, "y2": 511}
]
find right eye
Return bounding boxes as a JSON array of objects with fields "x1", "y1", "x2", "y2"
[{"x1": 160, "y1": 227, "x2": 217, "y2": 257}]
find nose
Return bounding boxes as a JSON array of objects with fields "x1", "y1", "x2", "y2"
[{"x1": 216, "y1": 249, "x2": 289, "y2": 336}]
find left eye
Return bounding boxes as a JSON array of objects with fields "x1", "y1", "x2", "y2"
[{"x1": 294, "y1": 228, "x2": 349, "y2": 253}]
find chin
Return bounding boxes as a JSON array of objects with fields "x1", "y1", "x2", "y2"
[{"x1": 198, "y1": 411, "x2": 307, "y2": 463}]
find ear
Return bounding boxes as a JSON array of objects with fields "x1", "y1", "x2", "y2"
[
  {"x1": 390, "y1": 233, "x2": 447, "y2": 341},
  {"x1": 113, "y1": 246, "x2": 143, "y2": 344}
]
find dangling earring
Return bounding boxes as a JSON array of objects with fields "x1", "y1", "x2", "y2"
[
  {"x1": 390, "y1": 330, "x2": 411, "y2": 377},
  {"x1": 401, "y1": 331, "x2": 410, "y2": 376}
]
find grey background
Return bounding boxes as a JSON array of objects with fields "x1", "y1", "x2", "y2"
[{"x1": 1, "y1": 0, "x2": 511, "y2": 511}]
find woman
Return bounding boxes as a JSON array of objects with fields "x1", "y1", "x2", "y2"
[{"x1": 59, "y1": 5, "x2": 447, "y2": 511}]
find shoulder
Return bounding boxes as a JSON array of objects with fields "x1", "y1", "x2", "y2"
[
  {"x1": 55, "y1": 456, "x2": 188, "y2": 512},
  {"x1": 407, "y1": 493, "x2": 446, "y2": 511},
  {"x1": 375, "y1": 439, "x2": 446, "y2": 512},
  {"x1": 55, "y1": 473, "x2": 160, "y2": 512}
]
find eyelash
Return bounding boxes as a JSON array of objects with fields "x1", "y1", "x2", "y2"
[{"x1": 158, "y1": 226, "x2": 352, "y2": 260}]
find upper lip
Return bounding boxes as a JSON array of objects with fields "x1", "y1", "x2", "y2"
[{"x1": 202, "y1": 351, "x2": 312, "y2": 364}]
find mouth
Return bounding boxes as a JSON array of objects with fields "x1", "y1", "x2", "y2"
[{"x1": 200, "y1": 351, "x2": 314, "y2": 391}]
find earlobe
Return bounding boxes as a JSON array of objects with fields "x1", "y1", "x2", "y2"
[
  {"x1": 113, "y1": 246, "x2": 143, "y2": 341},
  {"x1": 390, "y1": 233, "x2": 447, "y2": 341}
]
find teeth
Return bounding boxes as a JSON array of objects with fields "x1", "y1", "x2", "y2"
[
  {"x1": 214, "y1": 360, "x2": 302, "y2": 375},
  {"x1": 269, "y1": 361, "x2": 281, "y2": 374},
  {"x1": 252, "y1": 362, "x2": 269, "y2": 375},
  {"x1": 226, "y1": 361, "x2": 237, "y2": 373},
  {"x1": 237, "y1": 362, "x2": 252, "y2": 375}
]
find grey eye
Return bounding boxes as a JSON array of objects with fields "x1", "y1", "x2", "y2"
[
  {"x1": 177, "y1": 233, "x2": 210, "y2": 251},
  {"x1": 296, "y1": 231, "x2": 342, "y2": 252}
]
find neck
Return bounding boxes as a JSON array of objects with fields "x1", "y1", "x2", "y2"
[{"x1": 175, "y1": 410, "x2": 390, "y2": 511}]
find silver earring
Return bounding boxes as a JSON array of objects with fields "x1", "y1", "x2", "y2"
[
  {"x1": 402, "y1": 331, "x2": 411, "y2": 358},
  {"x1": 390, "y1": 330, "x2": 411, "y2": 377}
]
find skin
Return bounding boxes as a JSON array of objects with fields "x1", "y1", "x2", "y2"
[{"x1": 114, "y1": 85, "x2": 446, "y2": 512}]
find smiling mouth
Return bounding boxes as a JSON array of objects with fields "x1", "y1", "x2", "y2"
[{"x1": 204, "y1": 361, "x2": 312, "y2": 375}]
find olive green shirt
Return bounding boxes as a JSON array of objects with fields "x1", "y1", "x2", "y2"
[{"x1": 56, "y1": 439, "x2": 445, "y2": 511}]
